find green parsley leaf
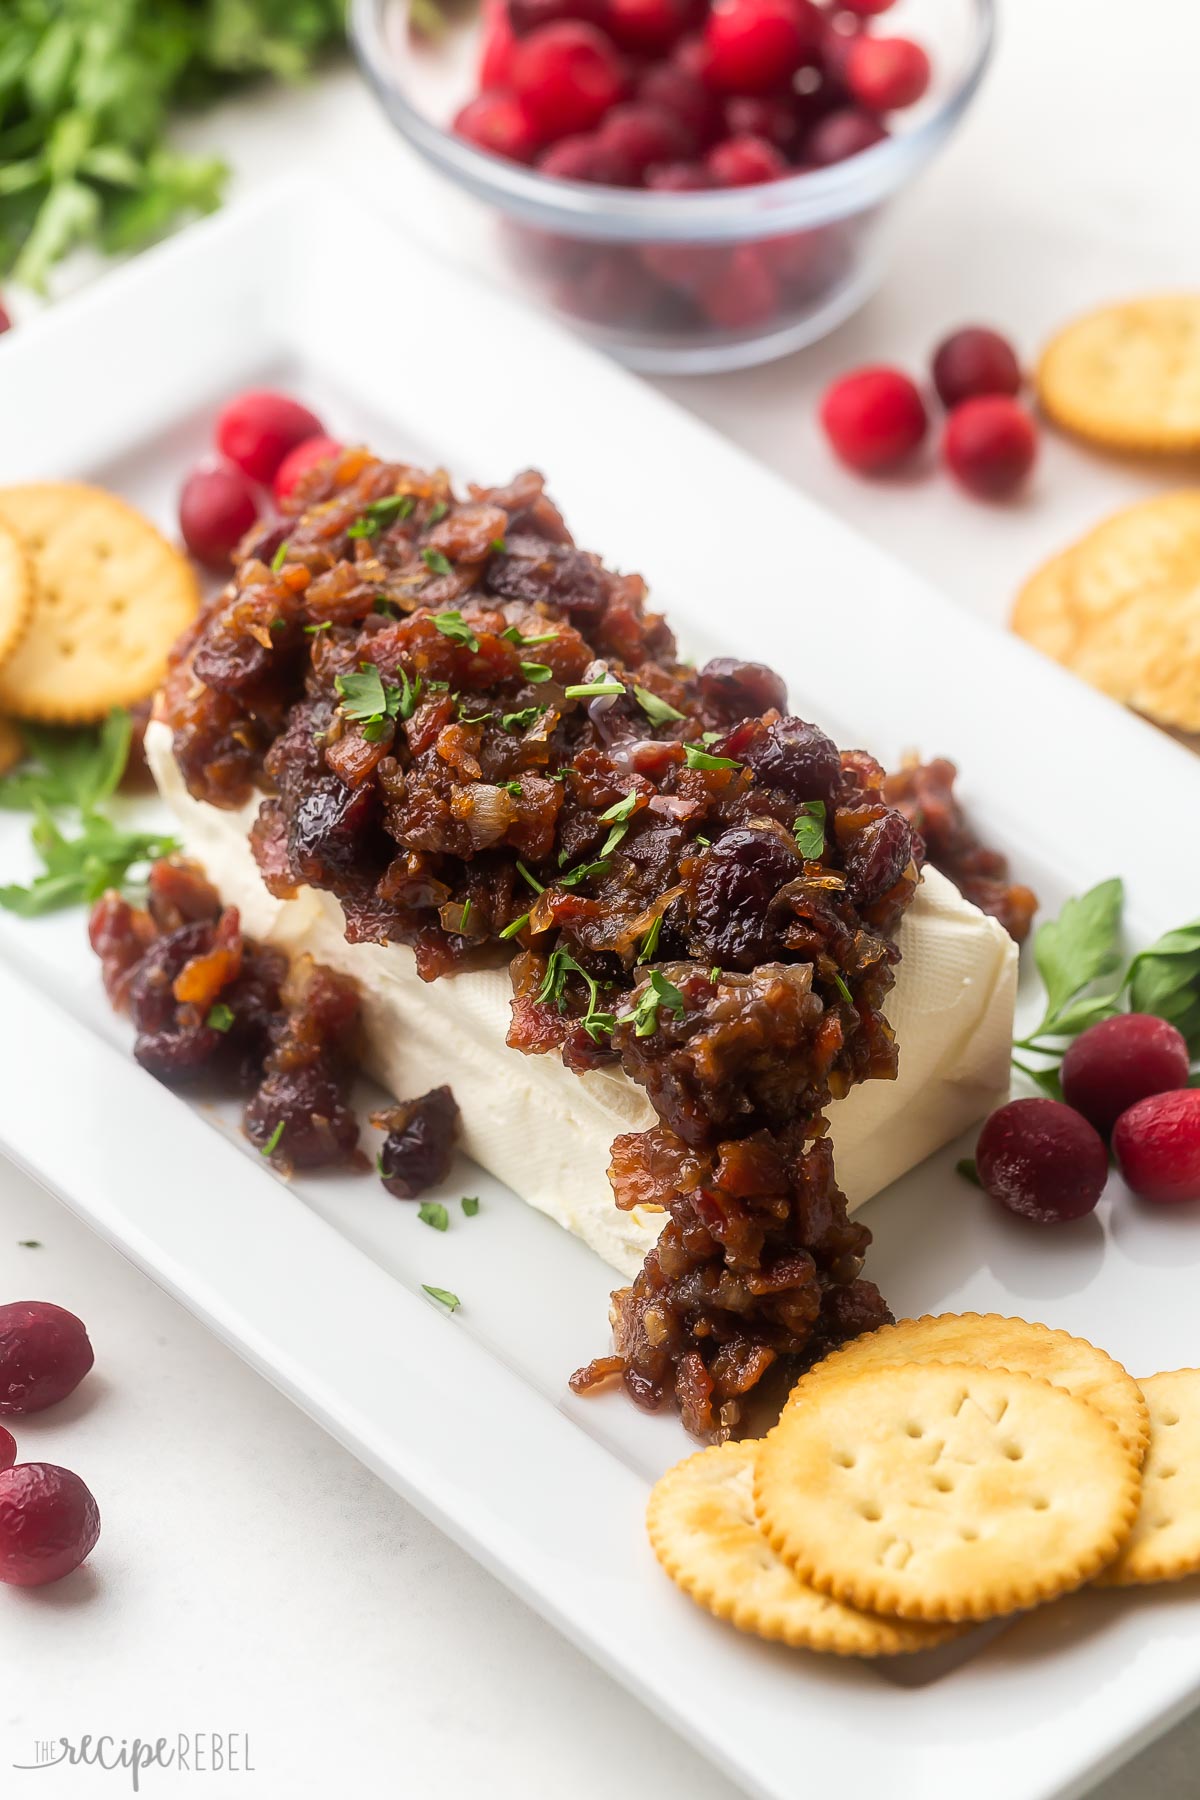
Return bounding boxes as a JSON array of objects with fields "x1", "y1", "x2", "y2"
[
  {"x1": 206, "y1": 1002, "x2": 235, "y2": 1032},
  {"x1": 955, "y1": 1157, "x2": 982, "y2": 1189},
  {"x1": 491, "y1": 538, "x2": 507, "y2": 554},
  {"x1": 0, "y1": 710, "x2": 132, "y2": 815},
  {"x1": 461, "y1": 1195, "x2": 480, "y2": 1217},
  {"x1": 423, "y1": 548, "x2": 454, "y2": 578},
  {"x1": 459, "y1": 896, "x2": 473, "y2": 932},
  {"x1": 684, "y1": 744, "x2": 742, "y2": 772},
  {"x1": 631, "y1": 968, "x2": 687, "y2": 1038},
  {"x1": 432, "y1": 609, "x2": 478, "y2": 649},
  {"x1": 304, "y1": 620, "x2": 332, "y2": 634},
  {"x1": 637, "y1": 913, "x2": 663, "y2": 964},
  {"x1": 501, "y1": 625, "x2": 558, "y2": 647},
  {"x1": 270, "y1": 539, "x2": 289, "y2": 572},
  {"x1": 558, "y1": 858, "x2": 609, "y2": 889},
  {"x1": 17, "y1": 1240, "x2": 42, "y2": 1249},
  {"x1": 700, "y1": 730, "x2": 724, "y2": 746},
  {"x1": 516, "y1": 861, "x2": 545, "y2": 893},
  {"x1": 634, "y1": 685, "x2": 684, "y2": 726},
  {"x1": 422, "y1": 1285, "x2": 461, "y2": 1312},
  {"x1": 598, "y1": 791, "x2": 639, "y2": 824},
  {"x1": 1126, "y1": 919, "x2": 1200, "y2": 1054},
  {"x1": 373, "y1": 597, "x2": 401, "y2": 618},
  {"x1": 426, "y1": 500, "x2": 449, "y2": 525},
  {"x1": 793, "y1": 800, "x2": 826, "y2": 861},
  {"x1": 520, "y1": 661, "x2": 553, "y2": 683},
  {"x1": 499, "y1": 911, "x2": 530, "y2": 940},
  {"x1": 502, "y1": 706, "x2": 545, "y2": 732},
  {"x1": 503, "y1": 780, "x2": 523, "y2": 797},
  {"x1": 261, "y1": 1121, "x2": 284, "y2": 1157},
  {"x1": 709, "y1": 966, "x2": 721, "y2": 983},
  {"x1": 832, "y1": 972, "x2": 854, "y2": 1006},
  {"x1": 395, "y1": 666, "x2": 422, "y2": 721},
  {"x1": 537, "y1": 947, "x2": 616, "y2": 1042},
  {"x1": 564, "y1": 679, "x2": 625, "y2": 699},
  {"x1": 0, "y1": 806, "x2": 178, "y2": 917},
  {"x1": 1031, "y1": 878, "x2": 1125, "y2": 1036},
  {"x1": 596, "y1": 789, "x2": 639, "y2": 858},
  {"x1": 418, "y1": 1201, "x2": 450, "y2": 1231},
  {"x1": 336, "y1": 665, "x2": 389, "y2": 722},
  {"x1": 347, "y1": 494, "x2": 415, "y2": 539}
]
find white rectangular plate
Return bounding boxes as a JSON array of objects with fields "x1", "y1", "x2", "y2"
[{"x1": 1, "y1": 184, "x2": 1199, "y2": 1800}]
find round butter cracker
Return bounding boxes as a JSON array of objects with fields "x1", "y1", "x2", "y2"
[
  {"x1": 788, "y1": 1312, "x2": 1149, "y2": 1468},
  {"x1": 0, "y1": 483, "x2": 199, "y2": 723},
  {"x1": 1097, "y1": 1369, "x2": 1200, "y2": 1588},
  {"x1": 647, "y1": 1442, "x2": 960, "y2": 1656},
  {"x1": 756, "y1": 1362, "x2": 1140, "y2": 1623},
  {"x1": 1037, "y1": 296, "x2": 1200, "y2": 451},
  {"x1": 0, "y1": 516, "x2": 33, "y2": 675}
]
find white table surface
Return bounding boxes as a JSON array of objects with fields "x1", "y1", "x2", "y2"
[{"x1": 4, "y1": 1, "x2": 1200, "y2": 1793}]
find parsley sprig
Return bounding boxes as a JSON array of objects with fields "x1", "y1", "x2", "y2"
[
  {"x1": 629, "y1": 969, "x2": 687, "y2": 1038},
  {"x1": 537, "y1": 947, "x2": 616, "y2": 1043},
  {"x1": 793, "y1": 800, "x2": 826, "y2": 861},
  {"x1": 346, "y1": 495, "x2": 415, "y2": 540},
  {"x1": 334, "y1": 662, "x2": 421, "y2": 739}
]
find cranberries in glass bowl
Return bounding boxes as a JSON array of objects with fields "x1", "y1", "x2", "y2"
[{"x1": 350, "y1": 0, "x2": 994, "y2": 372}]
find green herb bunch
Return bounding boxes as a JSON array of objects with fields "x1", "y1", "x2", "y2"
[{"x1": 0, "y1": 0, "x2": 345, "y2": 290}]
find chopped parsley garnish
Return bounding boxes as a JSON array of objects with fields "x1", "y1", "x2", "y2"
[
  {"x1": 631, "y1": 969, "x2": 687, "y2": 1038},
  {"x1": 373, "y1": 597, "x2": 401, "y2": 618},
  {"x1": 270, "y1": 539, "x2": 289, "y2": 572},
  {"x1": 461, "y1": 1195, "x2": 480, "y2": 1217},
  {"x1": 334, "y1": 663, "x2": 404, "y2": 741},
  {"x1": 18, "y1": 1240, "x2": 41, "y2": 1249},
  {"x1": 422, "y1": 1285, "x2": 461, "y2": 1311},
  {"x1": 700, "y1": 730, "x2": 724, "y2": 746},
  {"x1": 499, "y1": 911, "x2": 530, "y2": 940},
  {"x1": 832, "y1": 972, "x2": 855, "y2": 1006},
  {"x1": 516, "y1": 861, "x2": 545, "y2": 893},
  {"x1": 459, "y1": 897, "x2": 472, "y2": 931},
  {"x1": 491, "y1": 537, "x2": 507, "y2": 554},
  {"x1": 395, "y1": 667, "x2": 422, "y2": 720},
  {"x1": 793, "y1": 800, "x2": 826, "y2": 861},
  {"x1": 503, "y1": 780, "x2": 523, "y2": 797},
  {"x1": 261, "y1": 1121, "x2": 285, "y2": 1157},
  {"x1": 956, "y1": 1157, "x2": 982, "y2": 1190},
  {"x1": 502, "y1": 706, "x2": 545, "y2": 732},
  {"x1": 501, "y1": 625, "x2": 558, "y2": 647},
  {"x1": 0, "y1": 764, "x2": 179, "y2": 918},
  {"x1": 346, "y1": 494, "x2": 415, "y2": 539},
  {"x1": 709, "y1": 966, "x2": 721, "y2": 983},
  {"x1": 432, "y1": 609, "x2": 478, "y2": 649},
  {"x1": 537, "y1": 947, "x2": 616, "y2": 1043},
  {"x1": 683, "y1": 744, "x2": 742, "y2": 771},
  {"x1": 304, "y1": 620, "x2": 332, "y2": 634},
  {"x1": 426, "y1": 500, "x2": 449, "y2": 525},
  {"x1": 457, "y1": 706, "x2": 493, "y2": 725},
  {"x1": 637, "y1": 913, "x2": 663, "y2": 964},
  {"x1": 564, "y1": 678, "x2": 624, "y2": 699},
  {"x1": 596, "y1": 789, "x2": 639, "y2": 858},
  {"x1": 520, "y1": 661, "x2": 553, "y2": 683},
  {"x1": 694, "y1": 834, "x2": 712, "y2": 847},
  {"x1": 418, "y1": 1201, "x2": 449, "y2": 1232},
  {"x1": 423, "y1": 548, "x2": 454, "y2": 578},
  {"x1": 634, "y1": 685, "x2": 684, "y2": 726},
  {"x1": 558, "y1": 858, "x2": 609, "y2": 889},
  {"x1": 206, "y1": 1002, "x2": 235, "y2": 1032}
]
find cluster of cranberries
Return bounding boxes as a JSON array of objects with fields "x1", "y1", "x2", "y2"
[
  {"x1": 974, "y1": 1014, "x2": 1200, "y2": 1227},
  {"x1": 0, "y1": 1301, "x2": 100, "y2": 1588},
  {"x1": 179, "y1": 391, "x2": 343, "y2": 571},
  {"x1": 820, "y1": 325, "x2": 1040, "y2": 499}
]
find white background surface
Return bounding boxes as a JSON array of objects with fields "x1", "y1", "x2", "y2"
[{"x1": 3, "y1": 1, "x2": 1200, "y2": 1794}]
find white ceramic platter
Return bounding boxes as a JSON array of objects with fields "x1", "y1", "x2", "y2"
[{"x1": 1, "y1": 184, "x2": 1198, "y2": 1800}]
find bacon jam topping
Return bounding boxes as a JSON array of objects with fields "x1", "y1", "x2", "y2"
[{"x1": 159, "y1": 448, "x2": 926, "y2": 1437}]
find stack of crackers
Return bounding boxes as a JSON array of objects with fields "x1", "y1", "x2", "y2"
[
  {"x1": 0, "y1": 482, "x2": 198, "y2": 769},
  {"x1": 648, "y1": 1314, "x2": 1198, "y2": 1656},
  {"x1": 1015, "y1": 296, "x2": 1200, "y2": 744}
]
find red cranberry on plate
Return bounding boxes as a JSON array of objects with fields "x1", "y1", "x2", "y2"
[
  {"x1": 975, "y1": 1097, "x2": 1109, "y2": 1225},
  {"x1": 0, "y1": 1463, "x2": 100, "y2": 1588},
  {"x1": 454, "y1": 89, "x2": 543, "y2": 162},
  {"x1": 701, "y1": 0, "x2": 823, "y2": 96},
  {"x1": 0, "y1": 1428, "x2": 14, "y2": 1473},
  {"x1": 806, "y1": 106, "x2": 888, "y2": 166},
  {"x1": 273, "y1": 434, "x2": 344, "y2": 506},
  {"x1": 215, "y1": 389, "x2": 325, "y2": 486},
  {"x1": 819, "y1": 366, "x2": 928, "y2": 472},
  {"x1": 932, "y1": 326, "x2": 1022, "y2": 408},
  {"x1": 0, "y1": 1301, "x2": 94, "y2": 1415},
  {"x1": 1113, "y1": 1089, "x2": 1200, "y2": 1205},
  {"x1": 844, "y1": 34, "x2": 931, "y2": 111},
  {"x1": 1061, "y1": 1014, "x2": 1191, "y2": 1138},
  {"x1": 179, "y1": 462, "x2": 260, "y2": 570},
  {"x1": 512, "y1": 22, "x2": 627, "y2": 138},
  {"x1": 706, "y1": 131, "x2": 788, "y2": 185},
  {"x1": 604, "y1": 0, "x2": 697, "y2": 55},
  {"x1": 942, "y1": 395, "x2": 1038, "y2": 499},
  {"x1": 700, "y1": 243, "x2": 779, "y2": 329},
  {"x1": 479, "y1": 0, "x2": 518, "y2": 85},
  {"x1": 375, "y1": 1086, "x2": 461, "y2": 1199}
]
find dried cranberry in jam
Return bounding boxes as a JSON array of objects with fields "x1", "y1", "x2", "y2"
[
  {"x1": 688, "y1": 826, "x2": 798, "y2": 969},
  {"x1": 740, "y1": 715, "x2": 842, "y2": 803},
  {"x1": 373, "y1": 1086, "x2": 462, "y2": 1198}
]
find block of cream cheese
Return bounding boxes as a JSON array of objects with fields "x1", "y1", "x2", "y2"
[{"x1": 146, "y1": 720, "x2": 1018, "y2": 1279}]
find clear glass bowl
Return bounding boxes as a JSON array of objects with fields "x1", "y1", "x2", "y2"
[{"x1": 350, "y1": 0, "x2": 995, "y2": 374}]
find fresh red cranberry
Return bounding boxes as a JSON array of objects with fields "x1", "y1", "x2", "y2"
[
  {"x1": 817, "y1": 16, "x2": 860, "y2": 92},
  {"x1": 512, "y1": 22, "x2": 626, "y2": 138},
  {"x1": 637, "y1": 62, "x2": 722, "y2": 148},
  {"x1": 599, "y1": 102, "x2": 691, "y2": 174},
  {"x1": 942, "y1": 395, "x2": 1038, "y2": 499},
  {"x1": 932, "y1": 326, "x2": 1022, "y2": 408},
  {"x1": 1114, "y1": 1090, "x2": 1200, "y2": 1205},
  {"x1": 179, "y1": 462, "x2": 260, "y2": 570},
  {"x1": 0, "y1": 1463, "x2": 100, "y2": 1588},
  {"x1": 806, "y1": 106, "x2": 887, "y2": 164},
  {"x1": 706, "y1": 132, "x2": 788, "y2": 185},
  {"x1": 215, "y1": 390, "x2": 325, "y2": 486},
  {"x1": 976, "y1": 1097, "x2": 1109, "y2": 1225},
  {"x1": 845, "y1": 34, "x2": 930, "y2": 110},
  {"x1": 839, "y1": 0, "x2": 896, "y2": 12},
  {"x1": 702, "y1": 0, "x2": 822, "y2": 96},
  {"x1": 0, "y1": 1429, "x2": 14, "y2": 1472},
  {"x1": 537, "y1": 131, "x2": 636, "y2": 182},
  {"x1": 1061, "y1": 1014, "x2": 1191, "y2": 1138},
  {"x1": 273, "y1": 434, "x2": 344, "y2": 506},
  {"x1": 479, "y1": 0, "x2": 518, "y2": 85},
  {"x1": 509, "y1": 0, "x2": 606, "y2": 30},
  {"x1": 604, "y1": 0, "x2": 696, "y2": 53},
  {"x1": 700, "y1": 244, "x2": 780, "y2": 329},
  {"x1": 819, "y1": 366, "x2": 927, "y2": 473},
  {"x1": 0, "y1": 1302, "x2": 94, "y2": 1416},
  {"x1": 722, "y1": 92, "x2": 800, "y2": 151},
  {"x1": 453, "y1": 89, "x2": 543, "y2": 162}
]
